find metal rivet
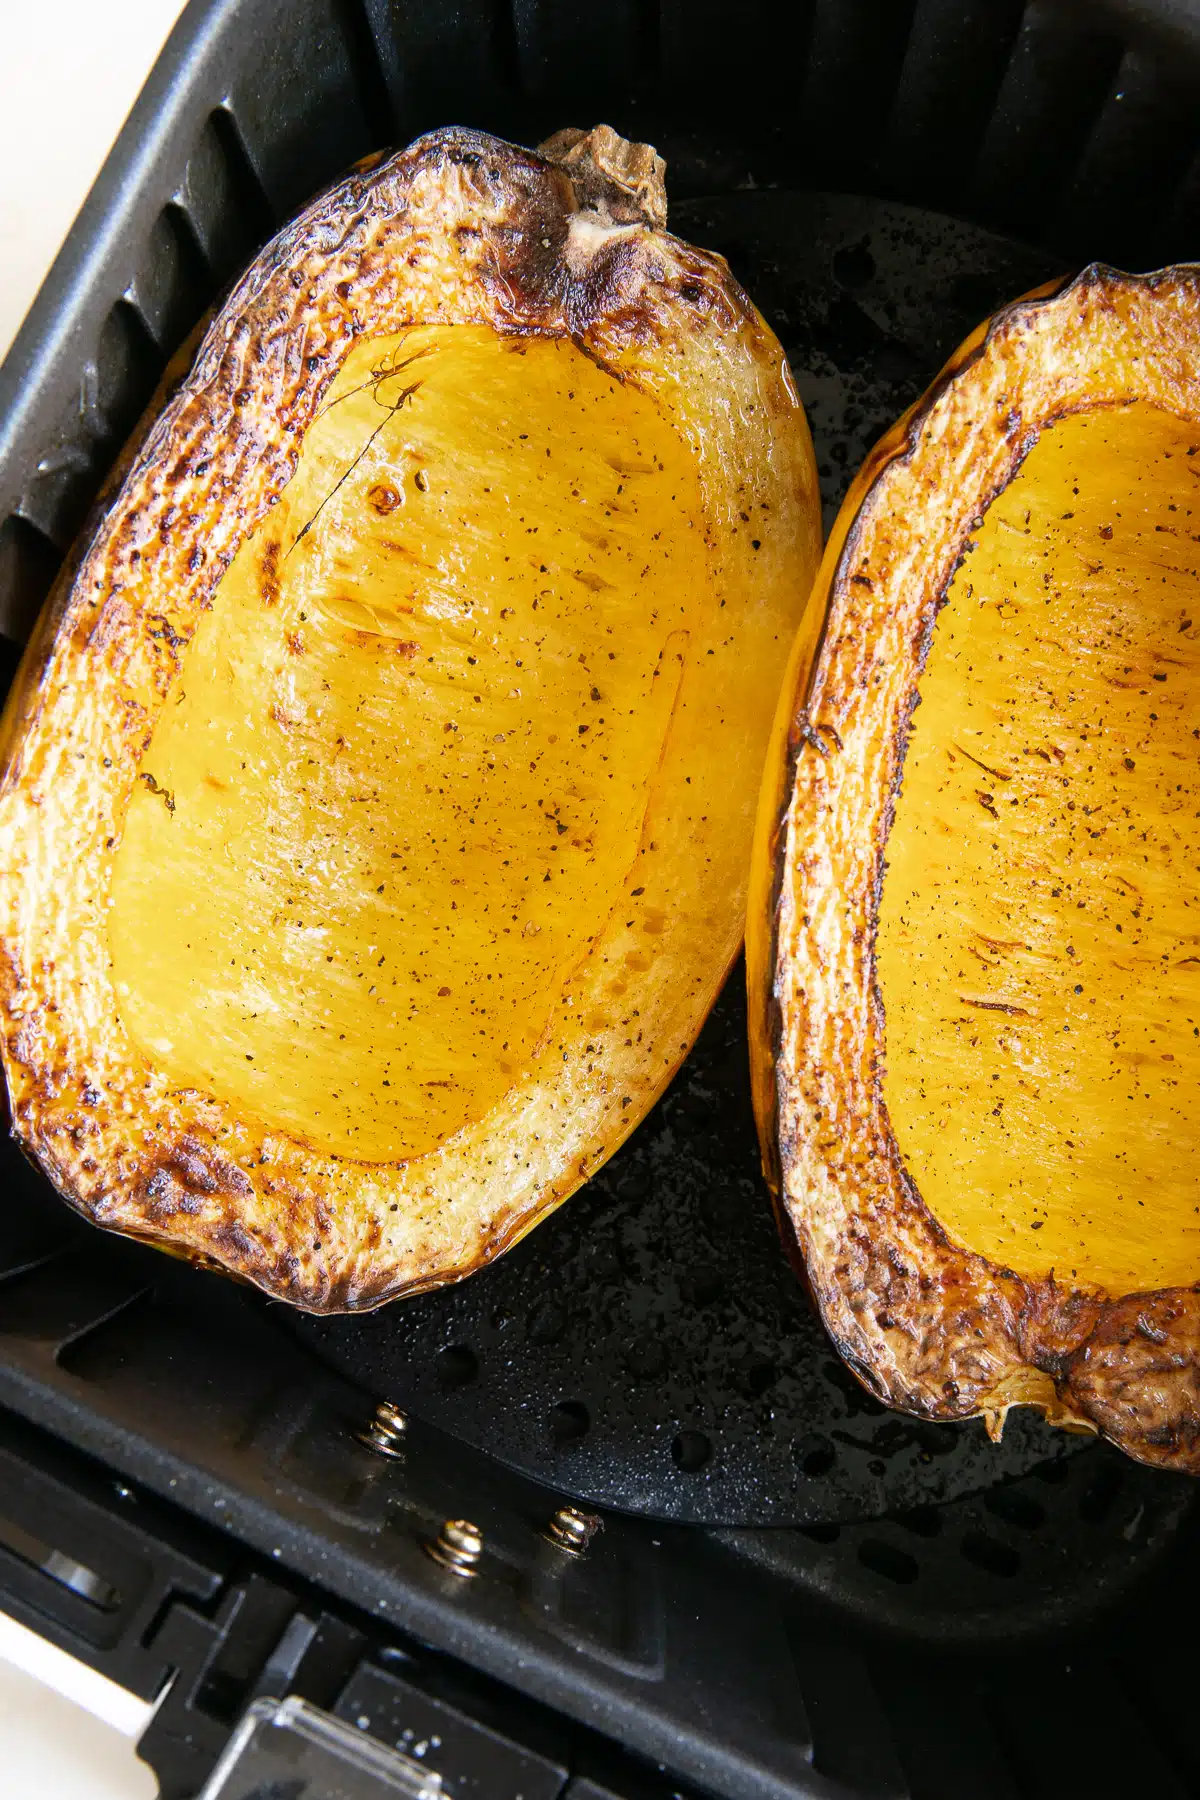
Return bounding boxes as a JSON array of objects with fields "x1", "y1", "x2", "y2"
[
  {"x1": 355, "y1": 1399, "x2": 408, "y2": 1459},
  {"x1": 542, "y1": 1505, "x2": 602, "y2": 1556},
  {"x1": 425, "y1": 1518, "x2": 483, "y2": 1578}
]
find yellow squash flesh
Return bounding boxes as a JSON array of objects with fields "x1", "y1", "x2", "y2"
[
  {"x1": 751, "y1": 265, "x2": 1200, "y2": 1473},
  {"x1": 878, "y1": 402, "x2": 1200, "y2": 1297},
  {"x1": 0, "y1": 127, "x2": 821, "y2": 1310},
  {"x1": 111, "y1": 326, "x2": 726, "y2": 1165}
]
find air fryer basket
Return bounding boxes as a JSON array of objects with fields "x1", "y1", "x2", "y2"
[{"x1": 3, "y1": 3, "x2": 1200, "y2": 1796}]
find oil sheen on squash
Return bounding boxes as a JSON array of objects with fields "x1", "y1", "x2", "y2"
[
  {"x1": 877, "y1": 402, "x2": 1200, "y2": 1295},
  {"x1": 109, "y1": 325, "x2": 715, "y2": 1162}
]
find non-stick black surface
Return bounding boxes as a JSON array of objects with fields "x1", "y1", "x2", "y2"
[{"x1": 289, "y1": 190, "x2": 1078, "y2": 1528}]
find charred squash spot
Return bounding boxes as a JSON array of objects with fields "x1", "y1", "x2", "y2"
[
  {"x1": 138, "y1": 772, "x2": 175, "y2": 814},
  {"x1": 260, "y1": 538, "x2": 281, "y2": 606}
]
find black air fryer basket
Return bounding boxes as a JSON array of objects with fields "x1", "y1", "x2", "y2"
[{"x1": 2, "y1": 2, "x2": 1200, "y2": 1796}]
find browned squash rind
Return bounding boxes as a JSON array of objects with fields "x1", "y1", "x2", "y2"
[
  {"x1": 0, "y1": 126, "x2": 820, "y2": 1311},
  {"x1": 749, "y1": 265, "x2": 1200, "y2": 1474}
]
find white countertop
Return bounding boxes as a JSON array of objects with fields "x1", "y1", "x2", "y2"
[
  {"x1": 0, "y1": 1611, "x2": 157, "y2": 1799},
  {"x1": 0, "y1": 14, "x2": 190, "y2": 1791},
  {"x1": 0, "y1": 0, "x2": 188, "y2": 362}
]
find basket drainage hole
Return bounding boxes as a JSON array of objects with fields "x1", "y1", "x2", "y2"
[
  {"x1": 857, "y1": 1539, "x2": 918, "y2": 1585},
  {"x1": 551, "y1": 1401, "x2": 590, "y2": 1444},
  {"x1": 436, "y1": 1344, "x2": 478, "y2": 1387},
  {"x1": 747, "y1": 1361, "x2": 778, "y2": 1396},
  {"x1": 961, "y1": 1532, "x2": 1021, "y2": 1578},
  {"x1": 795, "y1": 1433, "x2": 836, "y2": 1479},
  {"x1": 832, "y1": 239, "x2": 875, "y2": 289},
  {"x1": 892, "y1": 1505, "x2": 943, "y2": 1539},
  {"x1": 799, "y1": 1521, "x2": 841, "y2": 1545},
  {"x1": 671, "y1": 1431, "x2": 712, "y2": 1473},
  {"x1": 1079, "y1": 1465, "x2": 1124, "y2": 1525},
  {"x1": 984, "y1": 1487, "x2": 1045, "y2": 1531}
]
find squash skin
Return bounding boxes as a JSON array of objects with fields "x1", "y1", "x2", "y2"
[
  {"x1": 0, "y1": 126, "x2": 821, "y2": 1311},
  {"x1": 750, "y1": 265, "x2": 1200, "y2": 1474}
]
